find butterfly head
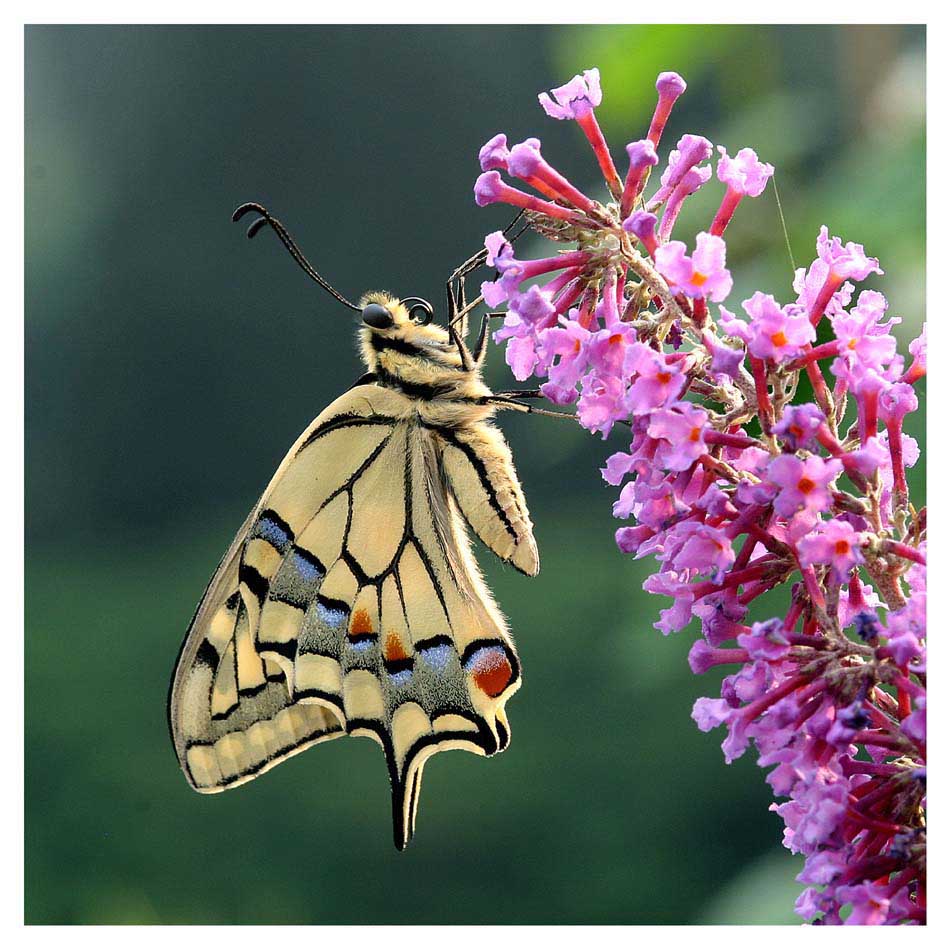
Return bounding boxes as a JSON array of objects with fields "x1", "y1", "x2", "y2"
[
  {"x1": 359, "y1": 292, "x2": 441, "y2": 338},
  {"x1": 358, "y1": 292, "x2": 469, "y2": 380}
]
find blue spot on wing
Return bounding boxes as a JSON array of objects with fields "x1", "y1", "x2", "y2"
[
  {"x1": 292, "y1": 550, "x2": 322, "y2": 582},
  {"x1": 463, "y1": 645, "x2": 508, "y2": 673},
  {"x1": 387, "y1": 669, "x2": 413, "y2": 687},
  {"x1": 420, "y1": 643, "x2": 453, "y2": 672},
  {"x1": 317, "y1": 602, "x2": 348, "y2": 627},
  {"x1": 255, "y1": 514, "x2": 291, "y2": 552}
]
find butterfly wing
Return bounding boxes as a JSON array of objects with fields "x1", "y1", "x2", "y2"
[
  {"x1": 169, "y1": 383, "x2": 530, "y2": 848},
  {"x1": 432, "y1": 422, "x2": 539, "y2": 578}
]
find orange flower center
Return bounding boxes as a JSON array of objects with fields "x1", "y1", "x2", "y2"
[
  {"x1": 797, "y1": 477, "x2": 816, "y2": 494},
  {"x1": 690, "y1": 270, "x2": 709, "y2": 287},
  {"x1": 834, "y1": 539, "x2": 851, "y2": 555},
  {"x1": 771, "y1": 331, "x2": 789, "y2": 348},
  {"x1": 609, "y1": 333, "x2": 623, "y2": 345},
  {"x1": 657, "y1": 371, "x2": 672, "y2": 384},
  {"x1": 689, "y1": 427, "x2": 702, "y2": 442}
]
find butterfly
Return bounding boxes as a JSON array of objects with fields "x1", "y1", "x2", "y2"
[{"x1": 168, "y1": 203, "x2": 560, "y2": 849}]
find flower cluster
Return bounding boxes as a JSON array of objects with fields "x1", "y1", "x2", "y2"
[{"x1": 474, "y1": 68, "x2": 926, "y2": 925}]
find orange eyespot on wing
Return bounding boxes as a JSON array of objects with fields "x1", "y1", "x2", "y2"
[
  {"x1": 384, "y1": 631, "x2": 411, "y2": 663},
  {"x1": 463, "y1": 643, "x2": 517, "y2": 699}
]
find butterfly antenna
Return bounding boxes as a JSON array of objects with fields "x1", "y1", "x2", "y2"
[{"x1": 232, "y1": 202, "x2": 361, "y2": 312}]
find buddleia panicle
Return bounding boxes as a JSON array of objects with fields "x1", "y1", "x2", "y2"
[{"x1": 475, "y1": 67, "x2": 926, "y2": 926}]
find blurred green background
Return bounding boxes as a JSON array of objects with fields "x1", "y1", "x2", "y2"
[{"x1": 25, "y1": 25, "x2": 925, "y2": 924}]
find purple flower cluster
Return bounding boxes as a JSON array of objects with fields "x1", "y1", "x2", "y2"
[{"x1": 474, "y1": 68, "x2": 926, "y2": 925}]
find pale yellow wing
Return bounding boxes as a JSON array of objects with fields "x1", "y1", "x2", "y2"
[
  {"x1": 433, "y1": 422, "x2": 539, "y2": 576},
  {"x1": 169, "y1": 383, "x2": 527, "y2": 849}
]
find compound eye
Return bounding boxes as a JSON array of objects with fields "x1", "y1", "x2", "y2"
[
  {"x1": 404, "y1": 298, "x2": 434, "y2": 325},
  {"x1": 362, "y1": 303, "x2": 394, "y2": 329}
]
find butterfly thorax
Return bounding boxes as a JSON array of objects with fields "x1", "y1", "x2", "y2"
[{"x1": 358, "y1": 292, "x2": 496, "y2": 428}]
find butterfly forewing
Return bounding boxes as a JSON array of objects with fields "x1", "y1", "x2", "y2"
[{"x1": 169, "y1": 384, "x2": 526, "y2": 848}]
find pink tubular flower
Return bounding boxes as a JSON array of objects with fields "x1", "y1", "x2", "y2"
[
  {"x1": 481, "y1": 231, "x2": 592, "y2": 305},
  {"x1": 836, "y1": 884, "x2": 892, "y2": 926},
  {"x1": 625, "y1": 344, "x2": 687, "y2": 413},
  {"x1": 655, "y1": 232, "x2": 732, "y2": 301},
  {"x1": 739, "y1": 292, "x2": 816, "y2": 362},
  {"x1": 670, "y1": 522, "x2": 735, "y2": 578},
  {"x1": 794, "y1": 258, "x2": 853, "y2": 322},
  {"x1": 621, "y1": 139, "x2": 659, "y2": 216},
  {"x1": 821, "y1": 232, "x2": 880, "y2": 326},
  {"x1": 484, "y1": 230, "x2": 515, "y2": 270},
  {"x1": 658, "y1": 166, "x2": 712, "y2": 240},
  {"x1": 692, "y1": 696, "x2": 732, "y2": 732},
  {"x1": 615, "y1": 524, "x2": 654, "y2": 555},
  {"x1": 588, "y1": 325, "x2": 635, "y2": 377},
  {"x1": 716, "y1": 146, "x2": 774, "y2": 197},
  {"x1": 702, "y1": 330, "x2": 743, "y2": 379},
  {"x1": 622, "y1": 210, "x2": 658, "y2": 255},
  {"x1": 903, "y1": 324, "x2": 926, "y2": 383},
  {"x1": 507, "y1": 138, "x2": 599, "y2": 213},
  {"x1": 830, "y1": 290, "x2": 898, "y2": 379},
  {"x1": 493, "y1": 284, "x2": 559, "y2": 380},
  {"x1": 474, "y1": 170, "x2": 585, "y2": 222},
  {"x1": 818, "y1": 225, "x2": 883, "y2": 283},
  {"x1": 737, "y1": 619, "x2": 790, "y2": 661},
  {"x1": 650, "y1": 134, "x2": 713, "y2": 208},
  {"x1": 711, "y1": 146, "x2": 774, "y2": 235},
  {"x1": 577, "y1": 372, "x2": 628, "y2": 437},
  {"x1": 538, "y1": 67, "x2": 602, "y2": 120},
  {"x1": 601, "y1": 448, "x2": 639, "y2": 487},
  {"x1": 476, "y1": 67, "x2": 925, "y2": 926},
  {"x1": 798, "y1": 519, "x2": 865, "y2": 581},
  {"x1": 503, "y1": 333, "x2": 540, "y2": 380},
  {"x1": 647, "y1": 72, "x2": 687, "y2": 148},
  {"x1": 647, "y1": 402, "x2": 709, "y2": 471},
  {"x1": 790, "y1": 228, "x2": 884, "y2": 329},
  {"x1": 537, "y1": 317, "x2": 592, "y2": 396},
  {"x1": 587, "y1": 294, "x2": 637, "y2": 377},
  {"x1": 767, "y1": 454, "x2": 842, "y2": 520},
  {"x1": 494, "y1": 284, "x2": 557, "y2": 341},
  {"x1": 879, "y1": 382, "x2": 918, "y2": 428},
  {"x1": 773, "y1": 403, "x2": 827, "y2": 451},
  {"x1": 479, "y1": 133, "x2": 510, "y2": 171},
  {"x1": 538, "y1": 67, "x2": 619, "y2": 190}
]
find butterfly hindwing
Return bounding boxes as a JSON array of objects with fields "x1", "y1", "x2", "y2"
[
  {"x1": 169, "y1": 384, "x2": 532, "y2": 848},
  {"x1": 434, "y1": 424, "x2": 539, "y2": 577}
]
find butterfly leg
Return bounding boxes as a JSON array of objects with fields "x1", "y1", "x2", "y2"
[
  {"x1": 447, "y1": 211, "x2": 528, "y2": 333},
  {"x1": 493, "y1": 388, "x2": 545, "y2": 399},
  {"x1": 472, "y1": 312, "x2": 509, "y2": 367},
  {"x1": 486, "y1": 395, "x2": 578, "y2": 421},
  {"x1": 446, "y1": 249, "x2": 489, "y2": 336},
  {"x1": 448, "y1": 325, "x2": 475, "y2": 372},
  {"x1": 490, "y1": 394, "x2": 633, "y2": 426}
]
